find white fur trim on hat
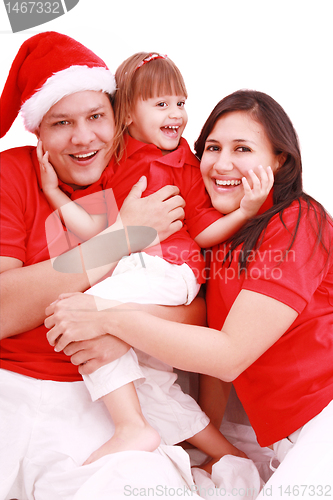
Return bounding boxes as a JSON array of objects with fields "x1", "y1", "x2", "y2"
[{"x1": 21, "y1": 65, "x2": 116, "y2": 132}]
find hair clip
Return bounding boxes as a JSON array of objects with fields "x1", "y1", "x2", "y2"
[{"x1": 136, "y1": 53, "x2": 167, "y2": 70}]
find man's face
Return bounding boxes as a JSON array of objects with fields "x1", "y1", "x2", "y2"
[{"x1": 37, "y1": 91, "x2": 115, "y2": 188}]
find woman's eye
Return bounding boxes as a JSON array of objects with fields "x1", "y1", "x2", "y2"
[
  {"x1": 205, "y1": 145, "x2": 220, "y2": 152},
  {"x1": 236, "y1": 146, "x2": 251, "y2": 152},
  {"x1": 90, "y1": 113, "x2": 102, "y2": 120}
]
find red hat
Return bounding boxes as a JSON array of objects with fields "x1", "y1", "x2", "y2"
[{"x1": 0, "y1": 31, "x2": 116, "y2": 138}]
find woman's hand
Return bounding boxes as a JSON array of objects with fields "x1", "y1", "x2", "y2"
[
  {"x1": 240, "y1": 165, "x2": 274, "y2": 218},
  {"x1": 45, "y1": 292, "x2": 120, "y2": 352}
]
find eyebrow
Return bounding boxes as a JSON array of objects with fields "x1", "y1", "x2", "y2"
[
  {"x1": 206, "y1": 138, "x2": 257, "y2": 145},
  {"x1": 47, "y1": 105, "x2": 106, "y2": 120}
]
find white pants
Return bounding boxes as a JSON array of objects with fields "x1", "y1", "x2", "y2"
[
  {"x1": 0, "y1": 369, "x2": 201, "y2": 500},
  {"x1": 257, "y1": 399, "x2": 333, "y2": 499},
  {"x1": 84, "y1": 253, "x2": 209, "y2": 445}
]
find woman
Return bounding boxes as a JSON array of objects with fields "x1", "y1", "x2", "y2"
[{"x1": 46, "y1": 90, "x2": 333, "y2": 497}]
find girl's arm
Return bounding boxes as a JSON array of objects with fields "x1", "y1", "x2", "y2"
[
  {"x1": 195, "y1": 166, "x2": 274, "y2": 248},
  {"x1": 38, "y1": 141, "x2": 107, "y2": 239},
  {"x1": 45, "y1": 288, "x2": 298, "y2": 381}
]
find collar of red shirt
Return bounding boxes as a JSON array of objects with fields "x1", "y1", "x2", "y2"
[{"x1": 124, "y1": 134, "x2": 199, "y2": 169}]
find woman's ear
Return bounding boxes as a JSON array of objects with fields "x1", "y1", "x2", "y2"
[
  {"x1": 126, "y1": 113, "x2": 133, "y2": 127},
  {"x1": 274, "y1": 152, "x2": 288, "y2": 172},
  {"x1": 279, "y1": 153, "x2": 288, "y2": 168}
]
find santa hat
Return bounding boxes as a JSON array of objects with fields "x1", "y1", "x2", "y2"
[{"x1": 0, "y1": 31, "x2": 116, "y2": 138}]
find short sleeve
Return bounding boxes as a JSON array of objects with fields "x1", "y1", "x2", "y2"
[{"x1": 242, "y1": 205, "x2": 332, "y2": 313}]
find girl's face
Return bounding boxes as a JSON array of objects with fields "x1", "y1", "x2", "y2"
[
  {"x1": 200, "y1": 111, "x2": 281, "y2": 214},
  {"x1": 127, "y1": 94, "x2": 188, "y2": 154}
]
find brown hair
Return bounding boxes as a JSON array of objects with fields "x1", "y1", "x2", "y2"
[
  {"x1": 112, "y1": 52, "x2": 187, "y2": 161},
  {"x1": 195, "y1": 89, "x2": 331, "y2": 269}
]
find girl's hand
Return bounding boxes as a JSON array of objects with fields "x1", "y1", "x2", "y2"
[
  {"x1": 239, "y1": 165, "x2": 274, "y2": 219},
  {"x1": 37, "y1": 139, "x2": 59, "y2": 194}
]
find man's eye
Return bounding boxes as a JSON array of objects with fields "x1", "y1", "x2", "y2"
[{"x1": 54, "y1": 120, "x2": 70, "y2": 126}]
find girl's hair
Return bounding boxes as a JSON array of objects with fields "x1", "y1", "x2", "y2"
[
  {"x1": 195, "y1": 89, "x2": 331, "y2": 269},
  {"x1": 112, "y1": 52, "x2": 187, "y2": 161}
]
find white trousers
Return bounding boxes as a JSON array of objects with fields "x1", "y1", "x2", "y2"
[
  {"x1": 84, "y1": 253, "x2": 209, "y2": 445},
  {"x1": 0, "y1": 369, "x2": 200, "y2": 500},
  {"x1": 257, "y1": 399, "x2": 333, "y2": 499}
]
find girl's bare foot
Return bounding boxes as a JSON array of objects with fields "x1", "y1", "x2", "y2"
[{"x1": 83, "y1": 421, "x2": 161, "y2": 465}]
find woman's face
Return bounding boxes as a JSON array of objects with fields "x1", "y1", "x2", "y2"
[{"x1": 200, "y1": 111, "x2": 281, "y2": 214}]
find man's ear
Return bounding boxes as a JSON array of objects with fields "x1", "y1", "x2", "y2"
[{"x1": 35, "y1": 128, "x2": 40, "y2": 139}]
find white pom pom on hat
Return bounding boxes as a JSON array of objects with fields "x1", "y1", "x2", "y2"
[{"x1": 0, "y1": 31, "x2": 116, "y2": 138}]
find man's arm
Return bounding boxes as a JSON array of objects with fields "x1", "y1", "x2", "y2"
[{"x1": 0, "y1": 181, "x2": 185, "y2": 339}]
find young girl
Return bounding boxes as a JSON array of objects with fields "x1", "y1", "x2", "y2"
[{"x1": 40, "y1": 53, "x2": 273, "y2": 468}]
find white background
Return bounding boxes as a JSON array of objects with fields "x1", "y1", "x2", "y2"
[{"x1": 1, "y1": 0, "x2": 332, "y2": 213}]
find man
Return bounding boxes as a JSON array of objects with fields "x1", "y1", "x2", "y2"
[{"x1": 0, "y1": 32, "x2": 202, "y2": 499}]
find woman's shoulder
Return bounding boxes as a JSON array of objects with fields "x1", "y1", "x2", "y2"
[
  {"x1": 267, "y1": 197, "x2": 333, "y2": 258},
  {"x1": 271, "y1": 197, "x2": 332, "y2": 229}
]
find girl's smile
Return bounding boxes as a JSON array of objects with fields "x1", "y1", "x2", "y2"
[{"x1": 127, "y1": 95, "x2": 188, "y2": 154}]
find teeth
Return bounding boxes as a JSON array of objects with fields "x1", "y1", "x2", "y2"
[
  {"x1": 73, "y1": 151, "x2": 97, "y2": 159},
  {"x1": 215, "y1": 179, "x2": 242, "y2": 186},
  {"x1": 165, "y1": 126, "x2": 179, "y2": 130}
]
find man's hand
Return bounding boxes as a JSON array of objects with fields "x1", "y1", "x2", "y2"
[
  {"x1": 63, "y1": 334, "x2": 130, "y2": 375},
  {"x1": 120, "y1": 177, "x2": 185, "y2": 242}
]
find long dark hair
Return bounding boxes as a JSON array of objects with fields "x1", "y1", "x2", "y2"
[{"x1": 195, "y1": 90, "x2": 331, "y2": 270}]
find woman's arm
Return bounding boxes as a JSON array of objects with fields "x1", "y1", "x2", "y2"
[
  {"x1": 44, "y1": 293, "x2": 207, "y2": 374},
  {"x1": 0, "y1": 181, "x2": 185, "y2": 339},
  {"x1": 45, "y1": 289, "x2": 298, "y2": 381}
]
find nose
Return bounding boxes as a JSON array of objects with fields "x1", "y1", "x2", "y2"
[
  {"x1": 71, "y1": 120, "x2": 96, "y2": 146},
  {"x1": 168, "y1": 104, "x2": 183, "y2": 120},
  {"x1": 213, "y1": 150, "x2": 233, "y2": 173}
]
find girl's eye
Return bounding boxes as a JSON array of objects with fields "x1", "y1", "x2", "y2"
[
  {"x1": 177, "y1": 101, "x2": 185, "y2": 107},
  {"x1": 157, "y1": 102, "x2": 167, "y2": 108}
]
